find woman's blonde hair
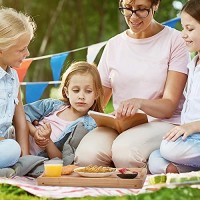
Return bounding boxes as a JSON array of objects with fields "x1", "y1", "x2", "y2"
[
  {"x1": 60, "y1": 61, "x2": 104, "y2": 113},
  {"x1": 0, "y1": 7, "x2": 36, "y2": 50}
]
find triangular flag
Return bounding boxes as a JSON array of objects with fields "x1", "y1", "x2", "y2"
[
  {"x1": 87, "y1": 41, "x2": 107, "y2": 64},
  {"x1": 162, "y1": 17, "x2": 180, "y2": 28},
  {"x1": 13, "y1": 59, "x2": 33, "y2": 82},
  {"x1": 50, "y1": 53, "x2": 69, "y2": 85},
  {"x1": 25, "y1": 83, "x2": 48, "y2": 103}
]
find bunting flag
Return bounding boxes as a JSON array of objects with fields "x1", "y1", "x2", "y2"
[
  {"x1": 162, "y1": 17, "x2": 180, "y2": 28},
  {"x1": 86, "y1": 41, "x2": 107, "y2": 64},
  {"x1": 13, "y1": 59, "x2": 33, "y2": 82},
  {"x1": 25, "y1": 83, "x2": 48, "y2": 103},
  {"x1": 50, "y1": 52, "x2": 69, "y2": 85}
]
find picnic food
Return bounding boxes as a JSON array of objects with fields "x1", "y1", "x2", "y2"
[
  {"x1": 75, "y1": 165, "x2": 115, "y2": 173},
  {"x1": 118, "y1": 168, "x2": 137, "y2": 174},
  {"x1": 62, "y1": 165, "x2": 78, "y2": 175},
  {"x1": 117, "y1": 168, "x2": 138, "y2": 179},
  {"x1": 166, "y1": 172, "x2": 200, "y2": 184},
  {"x1": 149, "y1": 171, "x2": 200, "y2": 185},
  {"x1": 148, "y1": 174, "x2": 167, "y2": 185}
]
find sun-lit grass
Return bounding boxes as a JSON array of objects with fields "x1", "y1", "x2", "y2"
[{"x1": 1, "y1": 184, "x2": 200, "y2": 200}]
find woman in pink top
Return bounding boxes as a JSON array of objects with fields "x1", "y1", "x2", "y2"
[{"x1": 74, "y1": 0, "x2": 189, "y2": 168}]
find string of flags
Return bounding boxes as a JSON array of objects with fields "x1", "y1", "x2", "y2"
[{"x1": 15, "y1": 17, "x2": 180, "y2": 104}]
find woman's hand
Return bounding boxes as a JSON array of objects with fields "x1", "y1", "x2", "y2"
[
  {"x1": 163, "y1": 124, "x2": 194, "y2": 141},
  {"x1": 115, "y1": 98, "x2": 143, "y2": 119}
]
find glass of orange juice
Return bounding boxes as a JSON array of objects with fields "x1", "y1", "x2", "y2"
[{"x1": 44, "y1": 159, "x2": 63, "y2": 177}]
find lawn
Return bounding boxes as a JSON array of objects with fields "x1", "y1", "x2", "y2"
[{"x1": 1, "y1": 184, "x2": 200, "y2": 200}]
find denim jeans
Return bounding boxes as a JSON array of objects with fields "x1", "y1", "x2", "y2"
[
  {"x1": 148, "y1": 133, "x2": 200, "y2": 174},
  {"x1": 0, "y1": 139, "x2": 21, "y2": 168}
]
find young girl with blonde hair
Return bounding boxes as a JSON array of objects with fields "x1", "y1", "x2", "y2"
[
  {"x1": 0, "y1": 7, "x2": 36, "y2": 168},
  {"x1": 24, "y1": 61, "x2": 104, "y2": 164}
]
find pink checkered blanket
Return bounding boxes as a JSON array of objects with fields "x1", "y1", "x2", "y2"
[{"x1": 0, "y1": 176, "x2": 149, "y2": 198}]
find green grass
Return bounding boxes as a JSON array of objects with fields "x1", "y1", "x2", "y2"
[
  {"x1": 104, "y1": 100, "x2": 114, "y2": 114},
  {"x1": 1, "y1": 184, "x2": 200, "y2": 200}
]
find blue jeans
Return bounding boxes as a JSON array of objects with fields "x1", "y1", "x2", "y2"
[
  {"x1": 0, "y1": 139, "x2": 21, "y2": 168},
  {"x1": 148, "y1": 133, "x2": 200, "y2": 174}
]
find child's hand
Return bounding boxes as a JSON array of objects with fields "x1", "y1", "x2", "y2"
[
  {"x1": 34, "y1": 129, "x2": 49, "y2": 148},
  {"x1": 37, "y1": 122, "x2": 52, "y2": 140},
  {"x1": 163, "y1": 124, "x2": 193, "y2": 141}
]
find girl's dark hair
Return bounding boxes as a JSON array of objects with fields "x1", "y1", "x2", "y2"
[{"x1": 181, "y1": 0, "x2": 200, "y2": 24}]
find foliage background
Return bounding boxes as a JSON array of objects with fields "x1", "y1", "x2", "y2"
[{"x1": 0, "y1": 0, "x2": 188, "y2": 102}]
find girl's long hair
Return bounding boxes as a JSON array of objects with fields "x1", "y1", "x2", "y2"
[{"x1": 60, "y1": 61, "x2": 104, "y2": 113}]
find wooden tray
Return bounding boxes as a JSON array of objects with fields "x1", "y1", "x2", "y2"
[{"x1": 37, "y1": 168, "x2": 147, "y2": 188}]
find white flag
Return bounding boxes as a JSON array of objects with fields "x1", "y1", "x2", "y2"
[{"x1": 87, "y1": 41, "x2": 107, "y2": 64}]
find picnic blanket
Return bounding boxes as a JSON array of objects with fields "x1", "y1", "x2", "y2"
[
  {"x1": 0, "y1": 176, "x2": 148, "y2": 199},
  {"x1": 1, "y1": 175, "x2": 200, "y2": 198}
]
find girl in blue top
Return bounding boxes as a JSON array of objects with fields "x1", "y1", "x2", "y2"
[
  {"x1": 0, "y1": 7, "x2": 36, "y2": 168},
  {"x1": 149, "y1": 0, "x2": 200, "y2": 174},
  {"x1": 25, "y1": 61, "x2": 104, "y2": 162}
]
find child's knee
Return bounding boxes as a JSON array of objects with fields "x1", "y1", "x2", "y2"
[
  {"x1": 160, "y1": 140, "x2": 177, "y2": 160},
  {"x1": 0, "y1": 139, "x2": 21, "y2": 167},
  {"x1": 148, "y1": 150, "x2": 161, "y2": 174},
  {"x1": 148, "y1": 150, "x2": 170, "y2": 174},
  {"x1": 7, "y1": 139, "x2": 21, "y2": 159}
]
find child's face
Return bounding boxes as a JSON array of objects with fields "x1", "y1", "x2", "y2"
[
  {"x1": 0, "y1": 33, "x2": 31, "y2": 70},
  {"x1": 181, "y1": 11, "x2": 200, "y2": 53},
  {"x1": 66, "y1": 73, "x2": 97, "y2": 115}
]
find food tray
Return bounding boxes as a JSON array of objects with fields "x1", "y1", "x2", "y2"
[{"x1": 37, "y1": 167, "x2": 147, "y2": 188}]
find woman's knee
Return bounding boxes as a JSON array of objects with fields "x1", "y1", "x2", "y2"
[
  {"x1": 74, "y1": 127, "x2": 118, "y2": 166},
  {"x1": 112, "y1": 122, "x2": 174, "y2": 168},
  {"x1": 0, "y1": 139, "x2": 21, "y2": 168},
  {"x1": 112, "y1": 140, "x2": 146, "y2": 168}
]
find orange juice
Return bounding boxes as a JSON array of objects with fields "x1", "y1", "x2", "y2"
[{"x1": 44, "y1": 160, "x2": 63, "y2": 177}]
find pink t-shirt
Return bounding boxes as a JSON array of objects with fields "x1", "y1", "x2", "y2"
[
  {"x1": 98, "y1": 26, "x2": 189, "y2": 124},
  {"x1": 29, "y1": 105, "x2": 72, "y2": 155}
]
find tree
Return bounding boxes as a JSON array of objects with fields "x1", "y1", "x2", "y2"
[{"x1": 0, "y1": 0, "x2": 186, "y2": 101}]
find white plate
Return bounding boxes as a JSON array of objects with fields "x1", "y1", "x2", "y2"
[{"x1": 74, "y1": 167, "x2": 116, "y2": 178}]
